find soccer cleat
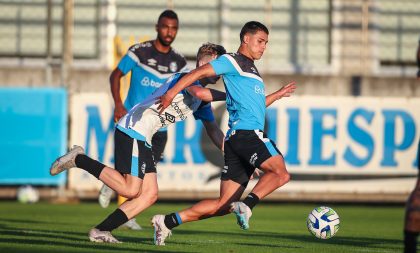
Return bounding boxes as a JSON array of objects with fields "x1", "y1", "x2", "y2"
[
  {"x1": 88, "y1": 228, "x2": 122, "y2": 243},
  {"x1": 98, "y1": 184, "x2": 114, "y2": 208},
  {"x1": 230, "y1": 201, "x2": 252, "y2": 230},
  {"x1": 120, "y1": 218, "x2": 142, "y2": 230},
  {"x1": 151, "y1": 214, "x2": 172, "y2": 246},
  {"x1": 50, "y1": 145, "x2": 84, "y2": 176}
]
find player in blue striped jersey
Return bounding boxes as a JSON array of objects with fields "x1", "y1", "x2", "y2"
[
  {"x1": 50, "y1": 43, "x2": 227, "y2": 243},
  {"x1": 153, "y1": 21, "x2": 296, "y2": 245},
  {"x1": 99, "y1": 10, "x2": 187, "y2": 229}
]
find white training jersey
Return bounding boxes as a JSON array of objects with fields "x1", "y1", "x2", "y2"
[{"x1": 117, "y1": 73, "x2": 203, "y2": 144}]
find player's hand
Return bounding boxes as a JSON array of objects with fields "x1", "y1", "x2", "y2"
[
  {"x1": 276, "y1": 81, "x2": 297, "y2": 99},
  {"x1": 156, "y1": 92, "x2": 175, "y2": 114},
  {"x1": 114, "y1": 105, "x2": 127, "y2": 122}
]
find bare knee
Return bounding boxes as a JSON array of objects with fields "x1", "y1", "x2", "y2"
[
  {"x1": 269, "y1": 166, "x2": 290, "y2": 186},
  {"x1": 121, "y1": 188, "x2": 140, "y2": 199}
]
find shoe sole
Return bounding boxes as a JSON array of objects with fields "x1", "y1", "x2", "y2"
[
  {"x1": 50, "y1": 146, "x2": 83, "y2": 176},
  {"x1": 231, "y1": 203, "x2": 250, "y2": 230},
  {"x1": 89, "y1": 235, "x2": 121, "y2": 243},
  {"x1": 151, "y1": 216, "x2": 165, "y2": 246}
]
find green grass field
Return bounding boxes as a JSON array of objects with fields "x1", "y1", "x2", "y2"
[{"x1": 0, "y1": 201, "x2": 405, "y2": 253}]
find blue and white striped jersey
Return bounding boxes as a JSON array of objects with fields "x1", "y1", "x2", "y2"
[{"x1": 117, "y1": 72, "x2": 214, "y2": 145}]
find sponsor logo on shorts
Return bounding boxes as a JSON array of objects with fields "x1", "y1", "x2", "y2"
[
  {"x1": 250, "y1": 153, "x2": 258, "y2": 166},
  {"x1": 141, "y1": 162, "x2": 146, "y2": 175},
  {"x1": 222, "y1": 166, "x2": 228, "y2": 173}
]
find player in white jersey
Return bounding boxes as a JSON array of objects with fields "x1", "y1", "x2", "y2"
[{"x1": 49, "y1": 43, "x2": 227, "y2": 243}]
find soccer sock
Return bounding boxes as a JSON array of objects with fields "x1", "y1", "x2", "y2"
[
  {"x1": 75, "y1": 154, "x2": 106, "y2": 179},
  {"x1": 243, "y1": 193, "x2": 260, "y2": 210},
  {"x1": 404, "y1": 230, "x2": 419, "y2": 253},
  {"x1": 95, "y1": 208, "x2": 129, "y2": 232},
  {"x1": 164, "y1": 213, "x2": 182, "y2": 230}
]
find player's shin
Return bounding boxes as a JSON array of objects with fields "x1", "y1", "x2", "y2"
[
  {"x1": 75, "y1": 154, "x2": 106, "y2": 179},
  {"x1": 95, "y1": 208, "x2": 129, "y2": 232}
]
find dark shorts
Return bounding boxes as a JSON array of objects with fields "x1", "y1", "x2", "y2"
[
  {"x1": 114, "y1": 128, "x2": 156, "y2": 179},
  {"x1": 151, "y1": 131, "x2": 168, "y2": 162},
  {"x1": 221, "y1": 129, "x2": 282, "y2": 187}
]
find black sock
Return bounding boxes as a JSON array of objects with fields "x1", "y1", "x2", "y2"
[
  {"x1": 164, "y1": 213, "x2": 182, "y2": 230},
  {"x1": 75, "y1": 154, "x2": 106, "y2": 179},
  {"x1": 95, "y1": 208, "x2": 129, "y2": 232},
  {"x1": 243, "y1": 193, "x2": 260, "y2": 210},
  {"x1": 404, "y1": 230, "x2": 419, "y2": 253}
]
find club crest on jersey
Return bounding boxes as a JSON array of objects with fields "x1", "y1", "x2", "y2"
[
  {"x1": 169, "y1": 62, "x2": 177, "y2": 72},
  {"x1": 165, "y1": 112, "x2": 175, "y2": 123}
]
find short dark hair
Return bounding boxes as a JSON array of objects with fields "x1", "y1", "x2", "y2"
[
  {"x1": 158, "y1": 10, "x2": 178, "y2": 22},
  {"x1": 239, "y1": 21, "x2": 269, "y2": 42},
  {"x1": 196, "y1": 43, "x2": 226, "y2": 60}
]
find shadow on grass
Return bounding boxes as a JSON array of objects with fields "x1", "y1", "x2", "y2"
[
  {"x1": 170, "y1": 228, "x2": 402, "y2": 250},
  {"x1": 0, "y1": 222, "x2": 198, "y2": 252}
]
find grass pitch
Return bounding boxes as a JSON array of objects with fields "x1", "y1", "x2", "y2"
[{"x1": 0, "y1": 201, "x2": 404, "y2": 253}]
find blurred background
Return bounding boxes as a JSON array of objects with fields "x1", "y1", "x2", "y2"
[{"x1": 0, "y1": 0, "x2": 419, "y2": 204}]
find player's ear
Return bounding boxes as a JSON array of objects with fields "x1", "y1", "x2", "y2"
[{"x1": 243, "y1": 34, "x2": 250, "y2": 44}]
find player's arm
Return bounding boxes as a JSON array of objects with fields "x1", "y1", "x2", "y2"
[
  {"x1": 110, "y1": 68, "x2": 127, "y2": 122},
  {"x1": 157, "y1": 64, "x2": 216, "y2": 113},
  {"x1": 265, "y1": 81, "x2": 297, "y2": 107},
  {"x1": 201, "y1": 120, "x2": 225, "y2": 151},
  {"x1": 186, "y1": 86, "x2": 226, "y2": 102}
]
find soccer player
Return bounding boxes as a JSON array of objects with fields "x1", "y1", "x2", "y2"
[
  {"x1": 99, "y1": 9, "x2": 187, "y2": 230},
  {"x1": 153, "y1": 21, "x2": 296, "y2": 245},
  {"x1": 50, "y1": 43, "x2": 227, "y2": 243}
]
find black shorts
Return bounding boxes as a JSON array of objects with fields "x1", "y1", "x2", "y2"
[
  {"x1": 114, "y1": 128, "x2": 156, "y2": 179},
  {"x1": 151, "y1": 131, "x2": 168, "y2": 162},
  {"x1": 221, "y1": 130, "x2": 282, "y2": 187}
]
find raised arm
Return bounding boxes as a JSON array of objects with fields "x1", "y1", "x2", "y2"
[
  {"x1": 157, "y1": 64, "x2": 216, "y2": 113},
  {"x1": 186, "y1": 86, "x2": 226, "y2": 102},
  {"x1": 265, "y1": 81, "x2": 297, "y2": 107}
]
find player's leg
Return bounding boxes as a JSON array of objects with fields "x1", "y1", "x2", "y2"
[
  {"x1": 90, "y1": 137, "x2": 157, "y2": 243},
  {"x1": 88, "y1": 173, "x2": 142, "y2": 243},
  {"x1": 227, "y1": 130, "x2": 290, "y2": 229},
  {"x1": 152, "y1": 141, "x2": 249, "y2": 245},
  {"x1": 152, "y1": 179, "x2": 245, "y2": 246},
  {"x1": 178, "y1": 180, "x2": 245, "y2": 221},
  {"x1": 50, "y1": 146, "x2": 141, "y2": 198}
]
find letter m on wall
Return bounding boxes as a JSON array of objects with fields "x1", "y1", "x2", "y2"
[{"x1": 85, "y1": 106, "x2": 114, "y2": 163}]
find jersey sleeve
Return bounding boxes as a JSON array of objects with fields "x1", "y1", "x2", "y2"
[
  {"x1": 209, "y1": 55, "x2": 237, "y2": 76},
  {"x1": 193, "y1": 103, "x2": 215, "y2": 122},
  {"x1": 117, "y1": 53, "x2": 137, "y2": 75}
]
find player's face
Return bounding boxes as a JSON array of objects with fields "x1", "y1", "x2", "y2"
[
  {"x1": 244, "y1": 30, "x2": 268, "y2": 60},
  {"x1": 156, "y1": 17, "x2": 178, "y2": 47}
]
